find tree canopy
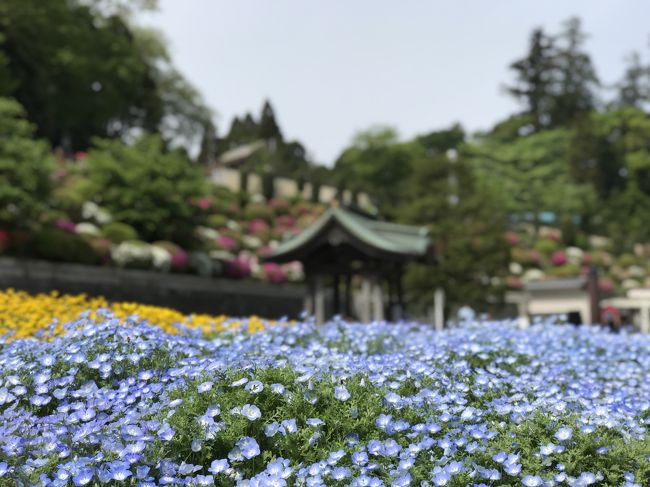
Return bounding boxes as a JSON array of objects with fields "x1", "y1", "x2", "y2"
[{"x1": 0, "y1": 0, "x2": 211, "y2": 153}]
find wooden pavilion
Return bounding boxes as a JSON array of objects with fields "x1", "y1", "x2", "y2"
[{"x1": 264, "y1": 207, "x2": 432, "y2": 324}]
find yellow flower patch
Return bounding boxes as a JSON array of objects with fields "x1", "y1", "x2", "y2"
[{"x1": 0, "y1": 289, "x2": 285, "y2": 339}]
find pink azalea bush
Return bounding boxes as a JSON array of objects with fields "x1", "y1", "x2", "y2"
[
  {"x1": 55, "y1": 218, "x2": 76, "y2": 234},
  {"x1": 551, "y1": 250, "x2": 568, "y2": 266},
  {"x1": 262, "y1": 262, "x2": 286, "y2": 284}
]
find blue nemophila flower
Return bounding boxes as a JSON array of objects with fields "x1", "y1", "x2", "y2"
[
  {"x1": 72, "y1": 467, "x2": 94, "y2": 486},
  {"x1": 270, "y1": 383, "x2": 286, "y2": 394},
  {"x1": 521, "y1": 475, "x2": 543, "y2": 486},
  {"x1": 157, "y1": 423, "x2": 175, "y2": 441},
  {"x1": 198, "y1": 381, "x2": 213, "y2": 393},
  {"x1": 432, "y1": 470, "x2": 451, "y2": 486},
  {"x1": 208, "y1": 459, "x2": 229, "y2": 475},
  {"x1": 555, "y1": 427, "x2": 573, "y2": 442},
  {"x1": 108, "y1": 461, "x2": 132, "y2": 481},
  {"x1": 2, "y1": 313, "x2": 650, "y2": 484},
  {"x1": 334, "y1": 385, "x2": 351, "y2": 401},
  {"x1": 192, "y1": 439, "x2": 202, "y2": 452},
  {"x1": 331, "y1": 467, "x2": 351, "y2": 480},
  {"x1": 540, "y1": 442, "x2": 557, "y2": 455},
  {"x1": 240, "y1": 403, "x2": 261, "y2": 420},
  {"x1": 492, "y1": 451, "x2": 507, "y2": 463},
  {"x1": 245, "y1": 380, "x2": 264, "y2": 393},
  {"x1": 193, "y1": 474, "x2": 214, "y2": 486},
  {"x1": 230, "y1": 436, "x2": 260, "y2": 460},
  {"x1": 578, "y1": 471, "x2": 599, "y2": 484}
]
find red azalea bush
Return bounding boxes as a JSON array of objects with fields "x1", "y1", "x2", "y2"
[
  {"x1": 248, "y1": 219, "x2": 270, "y2": 235},
  {"x1": 262, "y1": 262, "x2": 286, "y2": 284},
  {"x1": 224, "y1": 256, "x2": 252, "y2": 279},
  {"x1": 154, "y1": 241, "x2": 188, "y2": 270},
  {"x1": 171, "y1": 249, "x2": 188, "y2": 269},
  {"x1": 55, "y1": 218, "x2": 76, "y2": 234},
  {"x1": 551, "y1": 250, "x2": 568, "y2": 266},
  {"x1": 216, "y1": 235, "x2": 238, "y2": 251}
]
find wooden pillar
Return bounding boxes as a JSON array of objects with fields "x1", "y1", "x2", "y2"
[
  {"x1": 372, "y1": 276, "x2": 384, "y2": 321},
  {"x1": 361, "y1": 276, "x2": 372, "y2": 323},
  {"x1": 333, "y1": 274, "x2": 341, "y2": 316},
  {"x1": 641, "y1": 306, "x2": 650, "y2": 334},
  {"x1": 344, "y1": 274, "x2": 352, "y2": 318},
  {"x1": 517, "y1": 292, "x2": 530, "y2": 329},
  {"x1": 314, "y1": 274, "x2": 325, "y2": 325},
  {"x1": 396, "y1": 269, "x2": 405, "y2": 321},
  {"x1": 303, "y1": 275, "x2": 314, "y2": 315},
  {"x1": 434, "y1": 288, "x2": 445, "y2": 331},
  {"x1": 587, "y1": 265, "x2": 600, "y2": 324},
  {"x1": 386, "y1": 278, "x2": 395, "y2": 321}
]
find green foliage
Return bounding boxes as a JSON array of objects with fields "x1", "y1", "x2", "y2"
[
  {"x1": 206, "y1": 214, "x2": 229, "y2": 229},
  {"x1": 0, "y1": 0, "x2": 211, "y2": 152},
  {"x1": 334, "y1": 126, "x2": 414, "y2": 216},
  {"x1": 548, "y1": 264, "x2": 581, "y2": 278},
  {"x1": 400, "y1": 150, "x2": 509, "y2": 312},
  {"x1": 505, "y1": 17, "x2": 599, "y2": 130},
  {"x1": 219, "y1": 100, "x2": 312, "y2": 179},
  {"x1": 31, "y1": 228, "x2": 98, "y2": 264},
  {"x1": 243, "y1": 203, "x2": 275, "y2": 223},
  {"x1": 85, "y1": 135, "x2": 209, "y2": 244},
  {"x1": 101, "y1": 222, "x2": 139, "y2": 243},
  {"x1": 0, "y1": 97, "x2": 53, "y2": 229},
  {"x1": 534, "y1": 239, "x2": 559, "y2": 256}
]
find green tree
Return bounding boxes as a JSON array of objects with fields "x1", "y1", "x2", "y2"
[
  {"x1": 334, "y1": 127, "x2": 413, "y2": 215},
  {"x1": 85, "y1": 135, "x2": 209, "y2": 244},
  {"x1": 551, "y1": 18, "x2": 600, "y2": 125},
  {"x1": 615, "y1": 52, "x2": 650, "y2": 109},
  {"x1": 0, "y1": 0, "x2": 211, "y2": 153},
  {"x1": 258, "y1": 100, "x2": 283, "y2": 141},
  {"x1": 415, "y1": 124, "x2": 465, "y2": 154},
  {"x1": 133, "y1": 27, "x2": 213, "y2": 151},
  {"x1": 399, "y1": 149, "x2": 509, "y2": 312},
  {"x1": 506, "y1": 28, "x2": 557, "y2": 131},
  {"x1": 0, "y1": 97, "x2": 53, "y2": 229}
]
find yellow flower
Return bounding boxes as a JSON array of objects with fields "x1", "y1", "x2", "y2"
[{"x1": 0, "y1": 290, "x2": 288, "y2": 340}]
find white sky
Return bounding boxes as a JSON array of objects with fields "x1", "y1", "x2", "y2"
[{"x1": 141, "y1": 0, "x2": 650, "y2": 165}]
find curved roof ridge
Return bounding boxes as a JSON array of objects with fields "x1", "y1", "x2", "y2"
[{"x1": 265, "y1": 207, "x2": 430, "y2": 262}]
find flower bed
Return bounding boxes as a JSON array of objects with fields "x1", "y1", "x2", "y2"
[
  {"x1": 0, "y1": 290, "x2": 274, "y2": 340},
  {"x1": 0, "y1": 308, "x2": 649, "y2": 485}
]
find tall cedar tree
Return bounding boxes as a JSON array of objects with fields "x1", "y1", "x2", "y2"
[
  {"x1": 506, "y1": 28, "x2": 557, "y2": 131},
  {"x1": 551, "y1": 18, "x2": 600, "y2": 126}
]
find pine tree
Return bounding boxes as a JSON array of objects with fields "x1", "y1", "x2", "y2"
[
  {"x1": 551, "y1": 17, "x2": 600, "y2": 125},
  {"x1": 258, "y1": 100, "x2": 282, "y2": 141},
  {"x1": 615, "y1": 52, "x2": 649, "y2": 109},
  {"x1": 506, "y1": 28, "x2": 557, "y2": 131}
]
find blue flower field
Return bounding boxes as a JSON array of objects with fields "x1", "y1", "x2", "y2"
[{"x1": 1, "y1": 314, "x2": 649, "y2": 486}]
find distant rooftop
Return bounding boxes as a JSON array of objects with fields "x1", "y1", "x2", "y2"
[{"x1": 265, "y1": 207, "x2": 431, "y2": 263}]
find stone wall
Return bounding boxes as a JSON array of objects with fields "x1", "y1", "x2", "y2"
[
  {"x1": 210, "y1": 167, "x2": 372, "y2": 207},
  {"x1": 0, "y1": 258, "x2": 306, "y2": 318}
]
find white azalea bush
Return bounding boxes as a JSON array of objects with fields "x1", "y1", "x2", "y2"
[
  {"x1": 0, "y1": 316, "x2": 649, "y2": 486},
  {"x1": 110, "y1": 240, "x2": 154, "y2": 270}
]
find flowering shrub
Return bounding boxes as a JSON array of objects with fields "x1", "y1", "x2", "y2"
[
  {"x1": 0, "y1": 314, "x2": 649, "y2": 485},
  {"x1": 550, "y1": 250, "x2": 568, "y2": 266}
]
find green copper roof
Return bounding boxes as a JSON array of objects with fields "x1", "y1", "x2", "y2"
[{"x1": 266, "y1": 207, "x2": 430, "y2": 261}]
